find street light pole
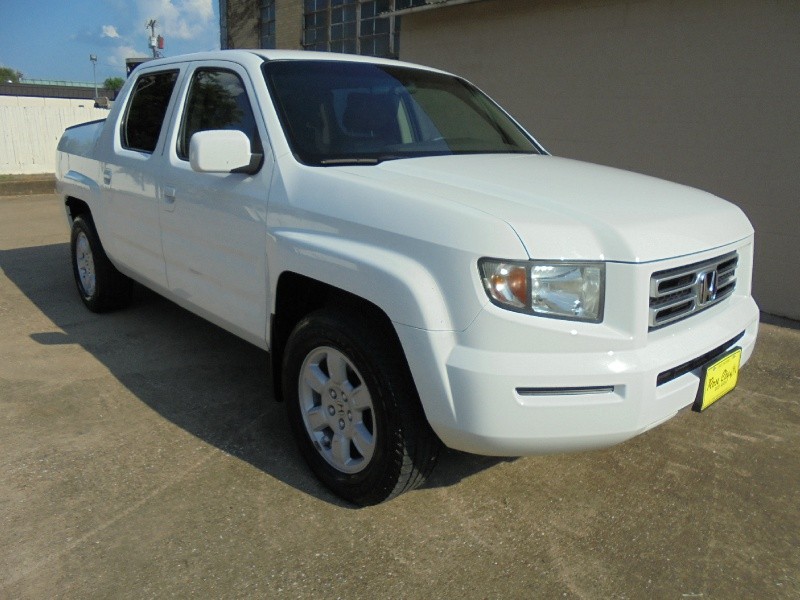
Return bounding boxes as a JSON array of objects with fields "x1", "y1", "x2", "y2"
[{"x1": 89, "y1": 54, "x2": 98, "y2": 100}]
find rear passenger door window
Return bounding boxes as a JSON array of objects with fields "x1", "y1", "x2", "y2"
[
  {"x1": 177, "y1": 68, "x2": 262, "y2": 160},
  {"x1": 121, "y1": 70, "x2": 179, "y2": 153}
]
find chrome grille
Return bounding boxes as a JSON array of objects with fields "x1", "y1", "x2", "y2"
[{"x1": 649, "y1": 252, "x2": 738, "y2": 329}]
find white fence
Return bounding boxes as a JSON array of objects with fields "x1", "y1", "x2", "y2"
[{"x1": 0, "y1": 96, "x2": 109, "y2": 175}]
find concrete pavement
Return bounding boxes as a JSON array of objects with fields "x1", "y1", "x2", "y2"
[{"x1": 1, "y1": 194, "x2": 798, "y2": 598}]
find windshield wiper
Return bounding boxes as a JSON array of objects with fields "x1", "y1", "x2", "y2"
[
  {"x1": 319, "y1": 157, "x2": 379, "y2": 165},
  {"x1": 319, "y1": 155, "x2": 408, "y2": 166}
]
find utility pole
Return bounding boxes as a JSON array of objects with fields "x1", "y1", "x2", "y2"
[
  {"x1": 89, "y1": 54, "x2": 98, "y2": 99},
  {"x1": 146, "y1": 19, "x2": 164, "y2": 58}
]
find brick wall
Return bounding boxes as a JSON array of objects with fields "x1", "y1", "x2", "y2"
[
  {"x1": 225, "y1": 0, "x2": 305, "y2": 50},
  {"x1": 226, "y1": 0, "x2": 259, "y2": 48},
  {"x1": 276, "y1": 0, "x2": 304, "y2": 50}
]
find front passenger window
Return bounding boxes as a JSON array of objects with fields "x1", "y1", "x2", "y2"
[{"x1": 178, "y1": 68, "x2": 262, "y2": 160}]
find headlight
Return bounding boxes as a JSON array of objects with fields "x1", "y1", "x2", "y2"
[{"x1": 479, "y1": 259, "x2": 605, "y2": 322}]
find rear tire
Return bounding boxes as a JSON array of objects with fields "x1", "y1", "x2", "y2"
[
  {"x1": 70, "y1": 215, "x2": 132, "y2": 312},
  {"x1": 283, "y1": 308, "x2": 440, "y2": 505}
]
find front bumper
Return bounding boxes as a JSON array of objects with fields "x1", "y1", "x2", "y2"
[{"x1": 395, "y1": 247, "x2": 760, "y2": 456}]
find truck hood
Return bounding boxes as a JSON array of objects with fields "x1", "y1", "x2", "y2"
[{"x1": 342, "y1": 154, "x2": 753, "y2": 263}]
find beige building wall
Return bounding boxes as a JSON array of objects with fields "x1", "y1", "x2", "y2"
[{"x1": 400, "y1": 0, "x2": 800, "y2": 320}]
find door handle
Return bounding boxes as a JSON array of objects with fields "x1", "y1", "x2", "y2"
[
  {"x1": 163, "y1": 186, "x2": 177, "y2": 212},
  {"x1": 103, "y1": 169, "x2": 112, "y2": 185}
]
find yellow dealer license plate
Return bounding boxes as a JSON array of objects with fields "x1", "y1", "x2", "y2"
[{"x1": 693, "y1": 347, "x2": 742, "y2": 412}]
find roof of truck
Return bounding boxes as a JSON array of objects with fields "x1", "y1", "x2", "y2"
[{"x1": 134, "y1": 49, "x2": 451, "y2": 77}]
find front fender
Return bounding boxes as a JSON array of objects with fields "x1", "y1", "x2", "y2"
[{"x1": 270, "y1": 229, "x2": 469, "y2": 332}]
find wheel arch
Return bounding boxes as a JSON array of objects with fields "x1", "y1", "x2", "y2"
[
  {"x1": 65, "y1": 196, "x2": 92, "y2": 223},
  {"x1": 270, "y1": 272, "x2": 413, "y2": 405}
]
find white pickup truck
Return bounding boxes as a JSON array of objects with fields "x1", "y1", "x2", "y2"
[{"x1": 56, "y1": 50, "x2": 759, "y2": 505}]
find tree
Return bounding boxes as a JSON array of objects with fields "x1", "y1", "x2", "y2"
[
  {"x1": 103, "y1": 77, "x2": 125, "y2": 92},
  {"x1": 0, "y1": 66, "x2": 23, "y2": 84}
]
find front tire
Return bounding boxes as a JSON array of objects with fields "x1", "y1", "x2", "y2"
[
  {"x1": 70, "y1": 215, "x2": 132, "y2": 312},
  {"x1": 283, "y1": 309, "x2": 440, "y2": 505}
]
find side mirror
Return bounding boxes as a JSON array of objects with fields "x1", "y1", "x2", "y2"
[{"x1": 189, "y1": 130, "x2": 260, "y2": 174}]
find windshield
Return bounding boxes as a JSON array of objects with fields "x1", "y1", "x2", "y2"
[{"x1": 262, "y1": 60, "x2": 541, "y2": 166}]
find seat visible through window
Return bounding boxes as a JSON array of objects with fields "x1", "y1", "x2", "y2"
[{"x1": 341, "y1": 92, "x2": 401, "y2": 147}]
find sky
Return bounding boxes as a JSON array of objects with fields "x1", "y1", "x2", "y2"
[{"x1": 0, "y1": 0, "x2": 220, "y2": 84}]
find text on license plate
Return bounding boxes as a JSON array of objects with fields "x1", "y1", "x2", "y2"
[{"x1": 694, "y1": 347, "x2": 742, "y2": 412}]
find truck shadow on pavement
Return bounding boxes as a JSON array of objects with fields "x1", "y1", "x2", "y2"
[{"x1": 2, "y1": 242, "x2": 508, "y2": 507}]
